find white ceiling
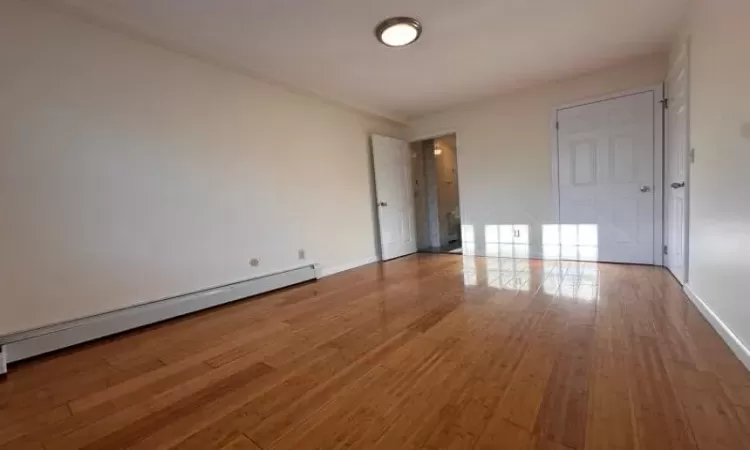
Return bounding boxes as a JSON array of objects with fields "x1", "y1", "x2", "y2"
[{"x1": 51, "y1": 0, "x2": 688, "y2": 121}]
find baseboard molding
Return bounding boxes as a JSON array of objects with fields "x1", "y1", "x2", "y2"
[
  {"x1": 0, "y1": 346, "x2": 7, "y2": 375},
  {"x1": 0, "y1": 264, "x2": 316, "y2": 365},
  {"x1": 683, "y1": 284, "x2": 750, "y2": 370},
  {"x1": 316, "y1": 256, "x2": 379, "y2": 278}
]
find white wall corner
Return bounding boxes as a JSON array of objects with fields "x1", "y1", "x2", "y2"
[
  {"x1": 683, "y1": 284, "x2": 750, "y2": 371},
  {"x1": 0, "y1": 345, "x2": 7, "y2": 375},
  {"x1": 317, "y1": 256, "x2": 379, "y2": 278}
]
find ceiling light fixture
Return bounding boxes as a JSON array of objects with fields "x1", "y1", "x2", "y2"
[{"x1": 375, "y1": 17, "x2": 422, "y2": 47}]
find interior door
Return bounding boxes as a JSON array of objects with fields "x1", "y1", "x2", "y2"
[
  {"x1": 372, "y1": 134, "x2": 417, "y2": 260},
  {"x1": 665, "y1": 47, "x2": 690, "y2": 283},
  {"x1": 557, "y1": 91, "x2": 657, "y2": 264}
]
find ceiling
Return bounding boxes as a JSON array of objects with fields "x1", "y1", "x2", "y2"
[{"x1": 51, "y1": 0, "x2": 688, "y2": 121}]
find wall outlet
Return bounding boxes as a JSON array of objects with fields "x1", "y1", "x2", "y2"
[
  {"x1": 298, "y1": 249, "x2": 306, "y2": 260},
  {"x1": 249, "y1": 258, "x2": 260, "y2": 267}
]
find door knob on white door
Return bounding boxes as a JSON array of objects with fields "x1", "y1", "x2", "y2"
[
  {"x1": 639, "y1": 185, "x2": 652, "y2": 193},
  {"x1": 670, "y1": 181, "x2": 686, "y2": 189},
  {"x1": 378, "y1": 201, "x2": 388, "y2": 207}
]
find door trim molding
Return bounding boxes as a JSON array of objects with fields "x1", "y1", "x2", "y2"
[
  {"x1": 409, "y1": 129, "x2": 458, "y2": 143},
  {"x1": 550, "y1": 84, "x2": 665, "y2": 265},
  {"x1": 408, "y1": 132, "x2": 462, "y2": 254}
]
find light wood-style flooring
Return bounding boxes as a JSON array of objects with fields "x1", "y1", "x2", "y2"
[{"x1": 1, "y1": 254, "x2": 749, "y2": 449}]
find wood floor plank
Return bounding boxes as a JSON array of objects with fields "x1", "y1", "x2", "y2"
[
  {"x1": 533, "y1": 324, "x2": 594, "y2": 449},
  {"x1": 1, "y1": 254, "x2": 748, "y2": 449},
  {"x1": 217, "y1": 434, "x2": 262, "y2": 450}
]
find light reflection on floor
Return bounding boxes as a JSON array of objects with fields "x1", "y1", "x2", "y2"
[
  {"x1": 458, "y1": 222, "x2": 600, "y2": 301},
  {"x1": 460, "y1": 255, "x2": 600, "y2": 302}
]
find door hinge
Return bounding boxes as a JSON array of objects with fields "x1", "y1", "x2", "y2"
[
  {"x1": 690, "y1": 148, "x2": 696, "y2": 164},
  {"x1": 659, "y1": 98, "x2": 669, "y2": 109},
  {"x1": 555, "y1": 121, "x2": 559, "y2": 130},
  {"x1": 663, "y1": 245, "x2": 668, "y2": 256}
]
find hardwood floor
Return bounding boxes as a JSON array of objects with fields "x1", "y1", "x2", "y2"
[{"x1": 1, "y1": 254, "x2": 749, "y2": 449}]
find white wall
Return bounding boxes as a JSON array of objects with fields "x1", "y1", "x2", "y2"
[
  {"x1": 679, "y1": 0, "x2": 750, "y2": 356},
  {"x1": 409, "y1": 54, "x2": 667, "y2": 258},
  {"x1": 0, "y1": 0, "x2": 405, "y2": 336}
]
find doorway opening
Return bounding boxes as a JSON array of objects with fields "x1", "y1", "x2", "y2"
[{"x1": 410, "y1": 134, "x2": 462, "y2": 255}]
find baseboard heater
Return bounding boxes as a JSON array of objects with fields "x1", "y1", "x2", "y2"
[{"x1": 0, "y1": 264, "x2": 318, "y2": 373}]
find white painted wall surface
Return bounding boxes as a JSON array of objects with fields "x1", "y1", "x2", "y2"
[
  {"x1": 408, "y1": 54, "x2": 667, "y2": 259},
  {"x1": 679, "y1": 0, "x2": 750, "y2": 354},
  {"x1": 0, "y1": 0, "x2": 405, "y2": 336}
]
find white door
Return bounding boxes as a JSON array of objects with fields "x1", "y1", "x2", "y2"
[
  {"x1": 665, "y1": 46, "x2": 690, "y2": 283},
  {"x1": 557, "y1": 91, "x2": 657, "y2": 264},
  {"x1": 372, "y1": 134, "x2": 417, "y2": 260}
]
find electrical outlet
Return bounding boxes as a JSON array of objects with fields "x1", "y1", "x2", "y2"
[
  {"x1": 298, "y1": 249, "x2": 306, "y2": 260},
  {"x1": 249, "y1": 258, "x2": 259, "y2": 267}
]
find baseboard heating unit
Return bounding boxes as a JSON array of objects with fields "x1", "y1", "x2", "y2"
[{"x1": 0, "y1": 263, "x2": 317, "y2": 374}]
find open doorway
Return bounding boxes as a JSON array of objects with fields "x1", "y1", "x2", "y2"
[{"x1": 411, "y1": 134, "x2": 462, "y2": 254}]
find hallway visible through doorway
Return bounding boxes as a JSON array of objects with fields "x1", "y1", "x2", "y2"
[{"x1": 411, "y1": 134, "x2": 462, "y2": 255}]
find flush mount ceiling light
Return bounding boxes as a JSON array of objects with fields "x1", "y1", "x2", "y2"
[{"x1": 375, "y1": 17, "x2": 422, "y2": 47}]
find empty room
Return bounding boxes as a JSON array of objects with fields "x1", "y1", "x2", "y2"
[{"x1": 1, "y1": 0, "x2": 749, "y2": 449}]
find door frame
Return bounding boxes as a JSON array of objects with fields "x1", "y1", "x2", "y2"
[
  {"x1": 407, "y1": 131, "x2": 463, "y2": 252},
  {"x1": 549, "y1": 85, "x2": 665, "y2": 266},
  {"x1": 664, "y1": 40, "x2": 692, "y2": 283}
]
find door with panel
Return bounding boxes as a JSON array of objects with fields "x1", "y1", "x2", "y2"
[
  {"x1": 665, "y1": 46, "x2": 690, "y2": 283},
  {"x1": 372, "y1": 134, "x2": 417, "y2": 260},
  {"x1": 557, "y1": 91, "x2": 658, "y2": 264}
]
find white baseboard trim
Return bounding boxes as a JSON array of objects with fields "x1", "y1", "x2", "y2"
[
  {"x1": 0, "y1": 264, "x2": 316, "y2": 366},
  {"x1": 683, "y1": 284, "x2": 750, "y2": 370},
  {"x1": 316, "y1": 256, "x2": 379, "y2": 278},
  {"x1": 0, "y1": 346, "x2": 7, "y2": 375}
]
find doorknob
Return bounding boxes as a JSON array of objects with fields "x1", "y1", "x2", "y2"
[
  {"x1": 670, "y1": 181, "x2": 686, "y2": 189},
  {"x1": 378, "y1": 201, "x2": 388, "y2": 207},
  {"x1": 639, "y1": 185, "x2": 652, "y2": 193}
]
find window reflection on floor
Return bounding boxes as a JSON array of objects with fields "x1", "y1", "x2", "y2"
[
  {"x1": 485, "y1": 257, "x2": 530, "y2": 292},
  {"x1": 460, "y1": 223, "x2": 600, "y2": 295},
  {"x1": 462, "y1": 255, "x2": 477, "y2": 286},
  {"x1": 485, "y1": 258, "x2": 502, "y2": 289},
  {"x1": 543, "y1": 260, "x2": 566, "y2": 296},
  {"x1": 568, "y1": 262, "x2": 600, "y2": 301},
  {"x1": 544, "y1": 259, "x2": 600, "y2": 301}
]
